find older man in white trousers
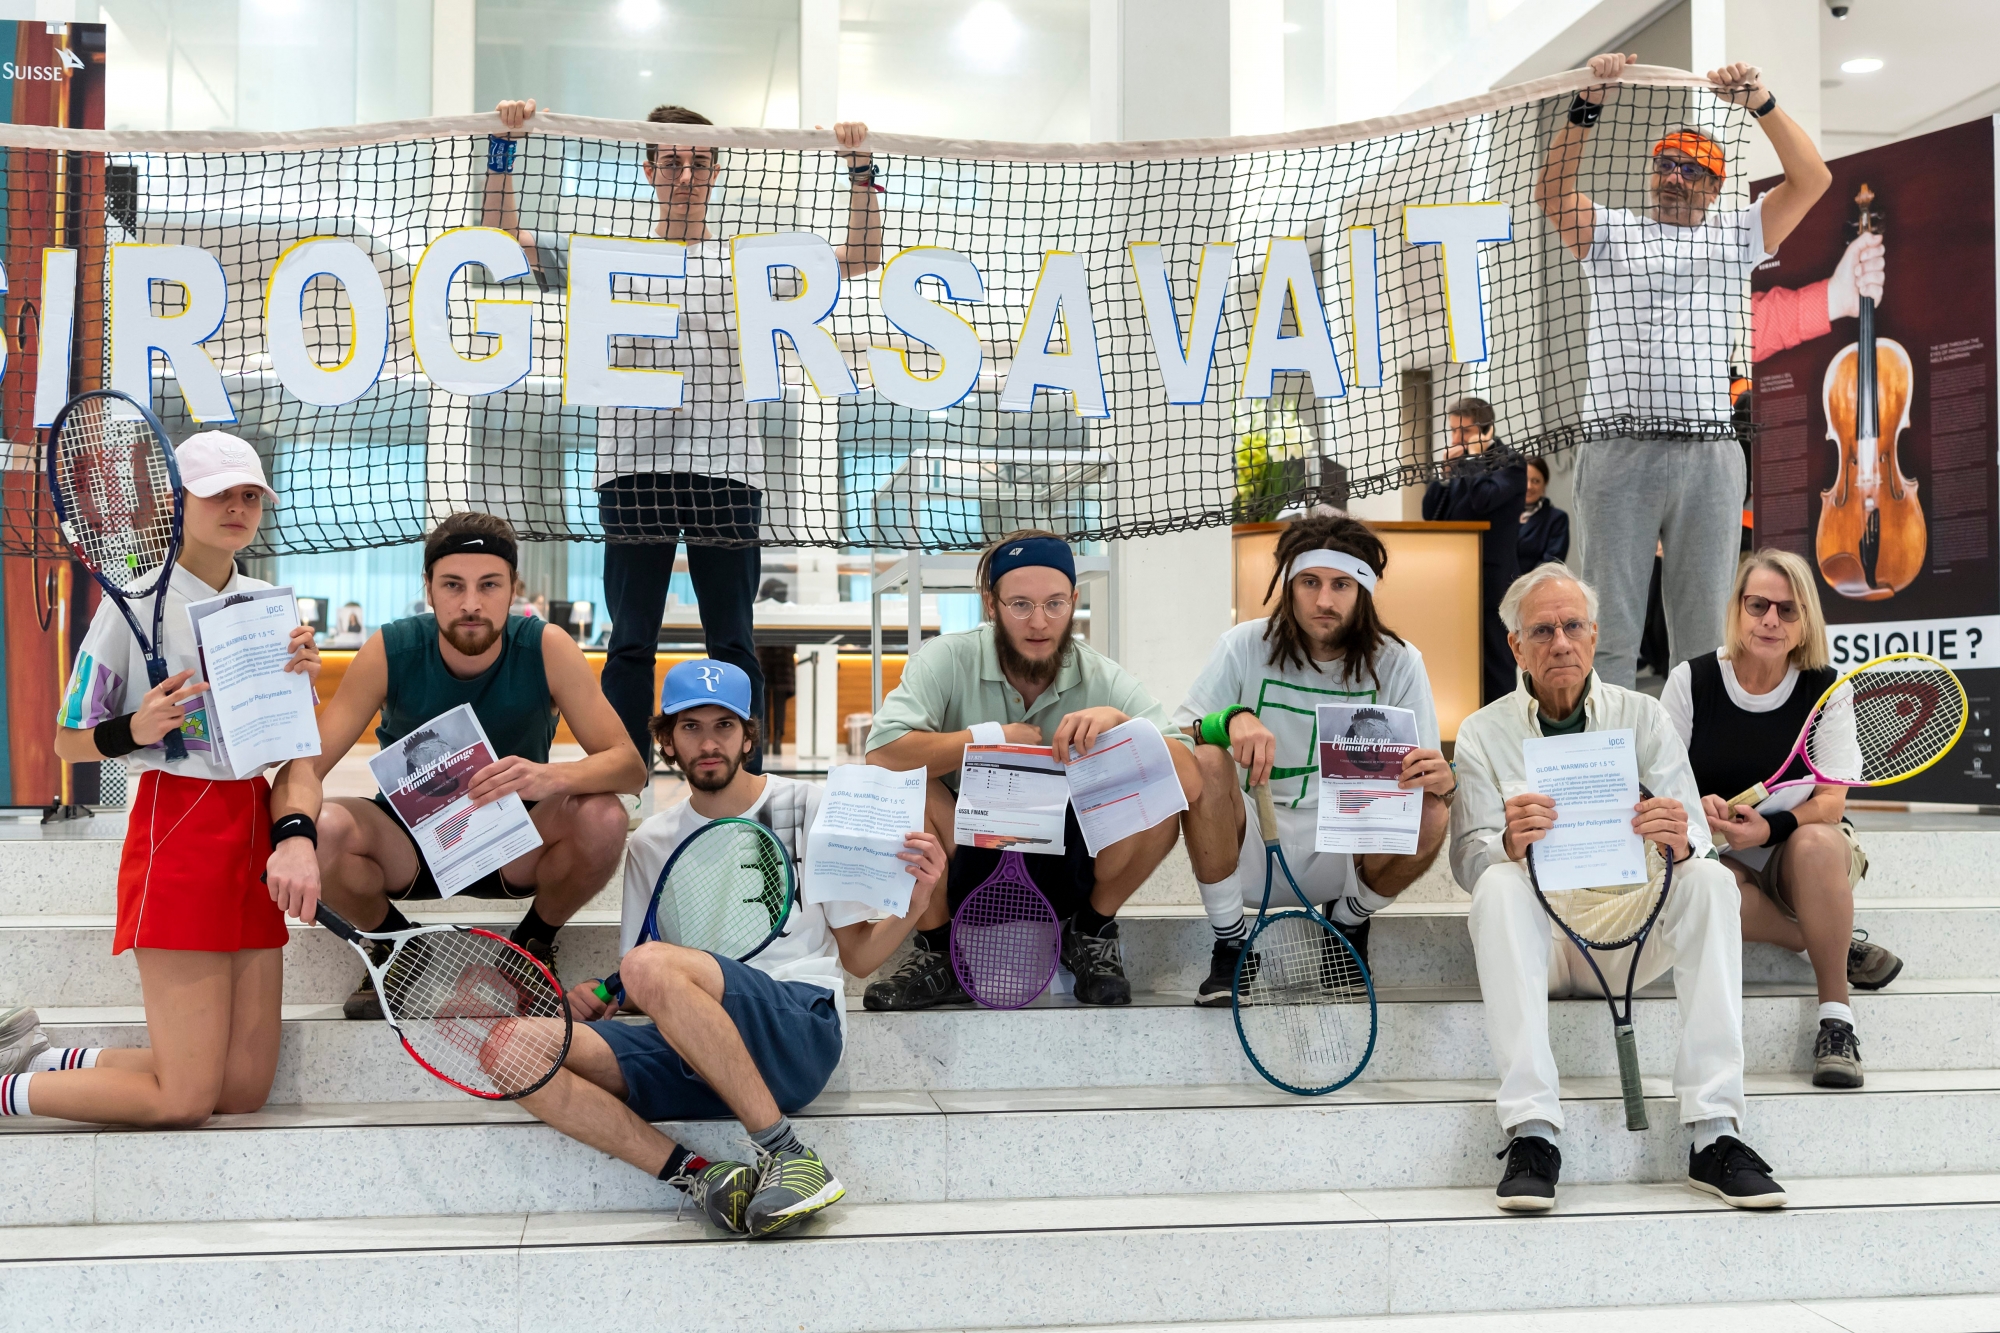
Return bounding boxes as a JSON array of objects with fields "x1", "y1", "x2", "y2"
[{"x1": 1448, "y1": 561, "x2": 1786, "y2": 1213}]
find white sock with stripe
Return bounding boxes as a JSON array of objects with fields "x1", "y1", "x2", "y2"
[
  {"x1": 1197, "y1": 876, "x2": 1249, "y2": 944},
  {"x1": 1327, "y1": 881, "x2": 1394, "y2": 928},
  {"x1": 26, "y1": 1047, "x2": 100, "y2": 1072},
  {"x1": 0, "y1": 1072, "x2": 32, "y2": 1116}
]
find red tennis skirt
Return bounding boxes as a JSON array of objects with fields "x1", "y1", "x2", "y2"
[{"x1": 115, "y1": 770, "x2": 291, "y2": 954}]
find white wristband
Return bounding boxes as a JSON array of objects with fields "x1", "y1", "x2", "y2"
[{"x1": 968, "y1": 721, "x2": 1006, "y2": 746}]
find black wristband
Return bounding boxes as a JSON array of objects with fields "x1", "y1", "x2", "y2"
[
  {"x1": 1567, "y1": 94, "x2": 1602, "y2": 128},
  {"x1": 93, "y1": 713, "x2": 139, "y2": 759},
  {"x1": 1751, "y1": 92, "x2": 1777, "y2": 119},
  {"x1": 271, "y1": 813, "x2": 318, "y2": 848},
  {"x1": 1760, "y1": 809, "x2": 1798, "y2": 846}
]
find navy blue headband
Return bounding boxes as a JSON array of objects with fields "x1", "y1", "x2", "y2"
[{"x1": 987, "y1": 536, "x2": 1076, "y2": 587}]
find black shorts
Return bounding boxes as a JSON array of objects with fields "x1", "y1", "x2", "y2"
[
  {"x1": 947, "y1": 805, "x2": 1096, "y2": 920},
  {"x1": 373, "y1": 793, "x2": 540, "y2": 901}
]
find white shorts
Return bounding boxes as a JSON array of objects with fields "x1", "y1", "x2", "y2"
[{"x1": 1229, "y1": 783, "x2": 1357, "y2": 911}]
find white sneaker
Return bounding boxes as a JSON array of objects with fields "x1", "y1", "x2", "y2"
[{"x1": 0, "y1": 1007, "x2": 49, "y2": 1075}]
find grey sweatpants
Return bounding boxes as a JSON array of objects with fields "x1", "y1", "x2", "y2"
[{"x1": 1572, "y1": 437, "x2": 1744, "y2": 689}]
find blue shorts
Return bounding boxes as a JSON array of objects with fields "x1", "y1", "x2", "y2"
[{"x1": 586, "y1": 953, "x2": 843, "y2": 1123}]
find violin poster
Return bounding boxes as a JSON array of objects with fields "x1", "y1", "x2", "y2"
[{"x1": 1752, "y1": 117, "x2": 2000, "y2": 802}]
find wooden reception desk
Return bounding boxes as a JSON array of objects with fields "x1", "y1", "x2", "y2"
[{"x1": 1231, "y1": 521, "x2": 1486, "y2": 742}]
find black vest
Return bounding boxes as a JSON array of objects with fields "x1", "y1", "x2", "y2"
[{"x1": 1684, "y1": 651, "x2": 1834, "y2": 799}]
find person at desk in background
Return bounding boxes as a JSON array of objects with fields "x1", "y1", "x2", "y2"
[
  {"x1": 1517, "y1": 456, "x2": 1570, "y2": 571},
  {"x1": 1423, "y1": 397, "x2": 1526, "y2": 704}
]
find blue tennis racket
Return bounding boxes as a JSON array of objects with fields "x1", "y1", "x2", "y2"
[{"x1": 47, "y1": 390, "x2": 187, "y2": 760}]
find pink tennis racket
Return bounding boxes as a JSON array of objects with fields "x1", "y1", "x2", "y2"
[
  {"x1": 950, "y1": 851, "x2": 1060, "y2": 1009},
  {"x1": 1728, "y1": 653, "x2": 1967, "y2": 807}
]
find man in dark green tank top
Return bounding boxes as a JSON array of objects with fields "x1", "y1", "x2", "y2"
[{"x1": 265, "y1": 512, "x2": 648, "y2": 1019}]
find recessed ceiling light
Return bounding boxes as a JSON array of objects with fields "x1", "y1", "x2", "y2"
[{"x1": 1840, "y1": 57, "x2": 1883, "y2": 73}]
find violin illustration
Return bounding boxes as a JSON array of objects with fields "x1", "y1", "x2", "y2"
[{"x1": 1816, "y1": 183, "x2": 1924, "y2": 601}]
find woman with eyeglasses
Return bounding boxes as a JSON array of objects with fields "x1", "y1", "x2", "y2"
[{"x1": 1660, "y1": 549, "x2": 1902, "y2": 1090}]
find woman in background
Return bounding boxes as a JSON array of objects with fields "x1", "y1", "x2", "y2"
[{"x1": 1516, "y1": 455, "x2": 1570, "y2": 569}]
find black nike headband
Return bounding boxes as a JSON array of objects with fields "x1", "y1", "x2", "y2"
[{"x1": 424, "y1": 530, "x2": 518, "y2": 573}]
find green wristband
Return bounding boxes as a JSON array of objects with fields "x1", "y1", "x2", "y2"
[{"x1": 1200, "y1": 707, "x2": 1251, "y2": 747}]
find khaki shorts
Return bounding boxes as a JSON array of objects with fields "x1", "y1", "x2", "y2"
[{"x1": 1733, "y1": 819, "x2": 1869, "y2": 919}]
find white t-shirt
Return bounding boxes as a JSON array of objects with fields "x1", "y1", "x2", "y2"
[
  {"x1": 1662, "y1": 650, "x2": 1806, "y2": 872},
  {"x1": 58, "y1": 564, "x2": 272, "y2": 782},
  {"x1": 1582, "y1": 197, "x2": 1767, "y2": 424},
  {"x1": 620, "y1": 774, "x2": 870, "y2": 1037},
  {"x1": 1173, "y1": 621, "x2": 1440, "y2": 835}
]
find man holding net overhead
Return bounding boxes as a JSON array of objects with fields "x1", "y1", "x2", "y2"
[
  {"x1": 1535, "y1": 51, "x2": 1829, "y2": 687},
  {"x1": 484, "y1": 98, "x2": 884, "y2": 786}
]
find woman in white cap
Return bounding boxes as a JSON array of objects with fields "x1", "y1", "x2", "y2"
[{"x1": 8, "y1": 431, "x2": 320, "y2": 1126}]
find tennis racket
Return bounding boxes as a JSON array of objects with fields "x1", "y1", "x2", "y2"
[
  {"x1": 314, "y1": 901, "x2": 570, "y2": 1100},
  {"x1": 1232, "y1": 781, "x2": 1378, "y2": 1096},
  {"x1": 1523, "y1": 790, "x2": 1675, "y2": 1132},
  {"x1": 1727, "y1": 653, "x2": 1967, "y2": 808},
  {"x1": 951, "y1": 850, "x2": 1060, "y2": 1008},
  {"x1": 46, "y1": 389, "x2": 187, "y2": 760},
  {"x1": 594, "y1": 816, "x2": 795, "y2": 1004}
]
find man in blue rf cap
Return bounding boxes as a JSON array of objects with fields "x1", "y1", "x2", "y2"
[{"x1": 864, "y1": 529, "x2": 1203, "y2": 1009}]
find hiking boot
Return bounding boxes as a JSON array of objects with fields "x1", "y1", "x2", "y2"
[
  {"x1": 1847, "y1": 930, "x2": 1902, "y2": 991},
  {"x1": 1061, "y1": 917, "x2": 1132, "y2": 1006},
  {"x1": 861, "y1": 944, "x2": 970, "y2": 1011},
  {"x1": 1812, "y1": 1017, "x2": 1864, "y2": 1089},
  {"x1": 343, "y1": 937, "x2": 393, "y2": 1020}
]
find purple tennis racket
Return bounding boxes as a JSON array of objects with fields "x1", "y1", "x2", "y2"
[{"x1": 951, "y1": 851, "x2": 1060, "y2": 1009}]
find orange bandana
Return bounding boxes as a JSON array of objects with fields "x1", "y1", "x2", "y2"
[{"x1": 1652, "y1": 129, "x2": 1725, "y2": 180}]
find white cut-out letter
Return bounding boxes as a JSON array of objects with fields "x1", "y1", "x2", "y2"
[
  {"x1": 1349, "y1": 226, "x2": 1383, "y2": 389},
  {"x1": 410, "y1": 227, "x2": 533, "y2": 397},
  {"x1": 266, "y1": 238, "x2": 389, "y2": 408},
  {"x1": 999, "y1": 251, "x2": 1106, "y2": 417},
  {"x1": 108, "y1": 244, "x2": 237, "y2": 423},
  {"x1": 868, "y1": 246, "x2": 984, "y2": 413},
  {"x1": 1402, "y1": 202, "x2": 1512, "y2": 363},
  {"x1": 564, "y1": 235, "x2": 689, "y2": 410},
  {"x1": 1241, "y1": 237, "x2": 1345, "y2": 401},
  {"x1": 1129, "y1": 241, "x2": 1237, "y2": 405},
  {"x1": 32, "y1": 248, "x2": 75, "y2": 428},
  {"x1": 732, "y1": 232, "x2": 857, "y2": 402}
]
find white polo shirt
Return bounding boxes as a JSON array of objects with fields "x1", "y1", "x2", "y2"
[{"x1": 1581, "y1": 197, "x2": 1768, "y2": 425}]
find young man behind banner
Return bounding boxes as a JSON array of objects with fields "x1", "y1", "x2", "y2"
[
  {"x1": 264, "y1": 513, "x2": 647, "y2": 1014},
  {"x1": 1177, "y1": 515, "x2": 1455, "y2": 1004},
  {"x1": 863, "y1": 531, "x2": 1203, "y2": 1009}
]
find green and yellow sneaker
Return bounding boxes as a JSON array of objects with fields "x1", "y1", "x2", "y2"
[
  {"x1": 745, "y1": 1145, "x2": 845, "y2": 1238},
  {"x1": 672, "y1": 1158, "x2": 756, "y2": 1234}
]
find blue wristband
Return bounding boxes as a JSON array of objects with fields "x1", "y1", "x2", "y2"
[{"x1": 487, "y1": 135, "x2": 517, "y2": 174}]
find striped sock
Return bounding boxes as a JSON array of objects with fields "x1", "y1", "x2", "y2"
[
  {"x1": 1327, "y1": 882, "x2": 1394, "y2": 928},
  {"x1": 1211, "y1": 916, "x2": 1249, "y2": 945},
  {"x1": 27, "y1": 1047, "x2": 100, "y2": 1072},
  {"x1": 0, "y1": 1072, "x2": 32, "y2": 1116}
]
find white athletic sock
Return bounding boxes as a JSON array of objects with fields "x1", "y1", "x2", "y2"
[
  {"x1": 1512, "y1": 1118, "x2": 1558, "y2": 1142},
  {"x1": 26, "y1": 1047, "x2": 100, "y2": 1073},
  {"x1": 1691, "y1": 1117, "x2": 1734, "y2": 1153},
  {"x1": 1327, "y1": 881, "x2": 1394, "y2": 928},
  {"x1": 0, "y1": 1072, "x2": 32, "y2": 1116},
  {"x1": 1197, "y1": 876, "x2": 1248, "y2": 943},
  {"x1": 1818, "y1": 1001, "x2": 1856, "y2": 1029}
]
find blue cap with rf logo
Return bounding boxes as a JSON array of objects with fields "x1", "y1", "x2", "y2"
[{"x1": 660, "y1": 658, "x2": 753, "y2": 720}]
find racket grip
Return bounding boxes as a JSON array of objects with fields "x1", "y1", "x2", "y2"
[
  {"x1": 1725, "y1": 782, "x2": 1768, "y2": 809},
  {"x1": 1613, "y1": 1024, "x2": 1648, "y2": 1132},
  {"x1": 1252, "y1": 781, "x2": 1279, "y2": 845},
  {"x1": 595, "y1": 972, "x2": 622, "y2": 1005}
]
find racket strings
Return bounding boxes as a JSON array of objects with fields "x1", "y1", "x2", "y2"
[
  {"x1": 952, "y1": 865, "x2": 1060, "y2": 1009},
  {"x1": 1236, "y1": 914, "x2": 1372, "y2": 1089},
  {"x1": 1807, "y1": 665, "x2": 1966, "y2": 783},
  {"x1": 54, "y1": 404, "x2": 175, "y2": 587},
  {"x1": 380, "y1": 929, "x2": 566, "y2": 1098},
  {"x1": 661, "y1": 822, "x2": 792, "y2": 956}
]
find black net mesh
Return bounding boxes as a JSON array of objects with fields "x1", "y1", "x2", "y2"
[{"x1": 0, "y1": 78, "x2": 1755, "y2": 558}]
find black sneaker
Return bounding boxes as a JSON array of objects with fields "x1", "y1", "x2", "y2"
[
  {"x1": 1688, "y1": 1135, "x2": 1788, "y2": 1209},
  {"x1": 1812, "y1": 1018, "x2": 1864, "y2": 1089},
  {"x1": 342, "y1": 937, "x2": 392, "y2": 1020},
  {"x1": 1847, "y1": 930, "x2": 1903, "y2": 991},
  {"x1": 1494, "y1": 1135, "x2": 1560, "y2": 1212},
  {"x1": 1327, "y1": 904, "x2": 1372, "y2": 967},
  {"x1": 1195, "y1": 937, "x2": 1247, "y2": 1007},
  {"x1": 862, "y1": 945, "x2": 971, "y2": 1011},
  {"x1": 1061, "y1": 917, "x2": 1132, "y2": 1006}
]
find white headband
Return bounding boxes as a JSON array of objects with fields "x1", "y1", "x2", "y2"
[{"x1": 1283, "y1": 548, "x2": 1378, "y2": 592}]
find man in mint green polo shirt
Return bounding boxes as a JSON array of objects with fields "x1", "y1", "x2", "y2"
[{"x1": 864, "y1": 530, "x2": 1203, "y2": 1009}]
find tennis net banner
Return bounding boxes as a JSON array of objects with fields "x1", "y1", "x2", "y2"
[{"x1": 0, "y1": 64, "x2": 1753, "y2": 557}]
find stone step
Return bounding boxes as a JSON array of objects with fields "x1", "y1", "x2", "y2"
[
  {"x1": 1, "y1": 1069, "x2": 1995, "y2": 1227},
  {"x1": 36, "y1": 981, "x2": 2000, "y2": 1103},
  {"x1": 6, "y1": 1175, "x2": 1996, "y2": 1332},
  {"x1": 3, "y1": 892, "x2": 1992, "y2": 1007}
]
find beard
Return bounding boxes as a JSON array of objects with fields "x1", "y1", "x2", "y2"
[
  {"x1": 680, "y1": 745, "x2": 746, "y2": 793},
  {"x1": 1301, "y1": 608, "x2": 1348, "y2": 657},
  {"x1": 439, "y1": 615, "x2": 502, "y2": 657},
  {"x1": 995, "y1": 615, "x2": 1071, "y2": 688}
]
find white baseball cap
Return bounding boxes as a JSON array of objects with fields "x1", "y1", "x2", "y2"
[{"x1": 176, "y1": 430, "x2": 276, "y2": 501}]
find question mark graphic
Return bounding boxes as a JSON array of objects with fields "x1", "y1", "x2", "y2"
[{"x1": 1970, "y1": 628, "x2": 1984, "y2": 662}]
